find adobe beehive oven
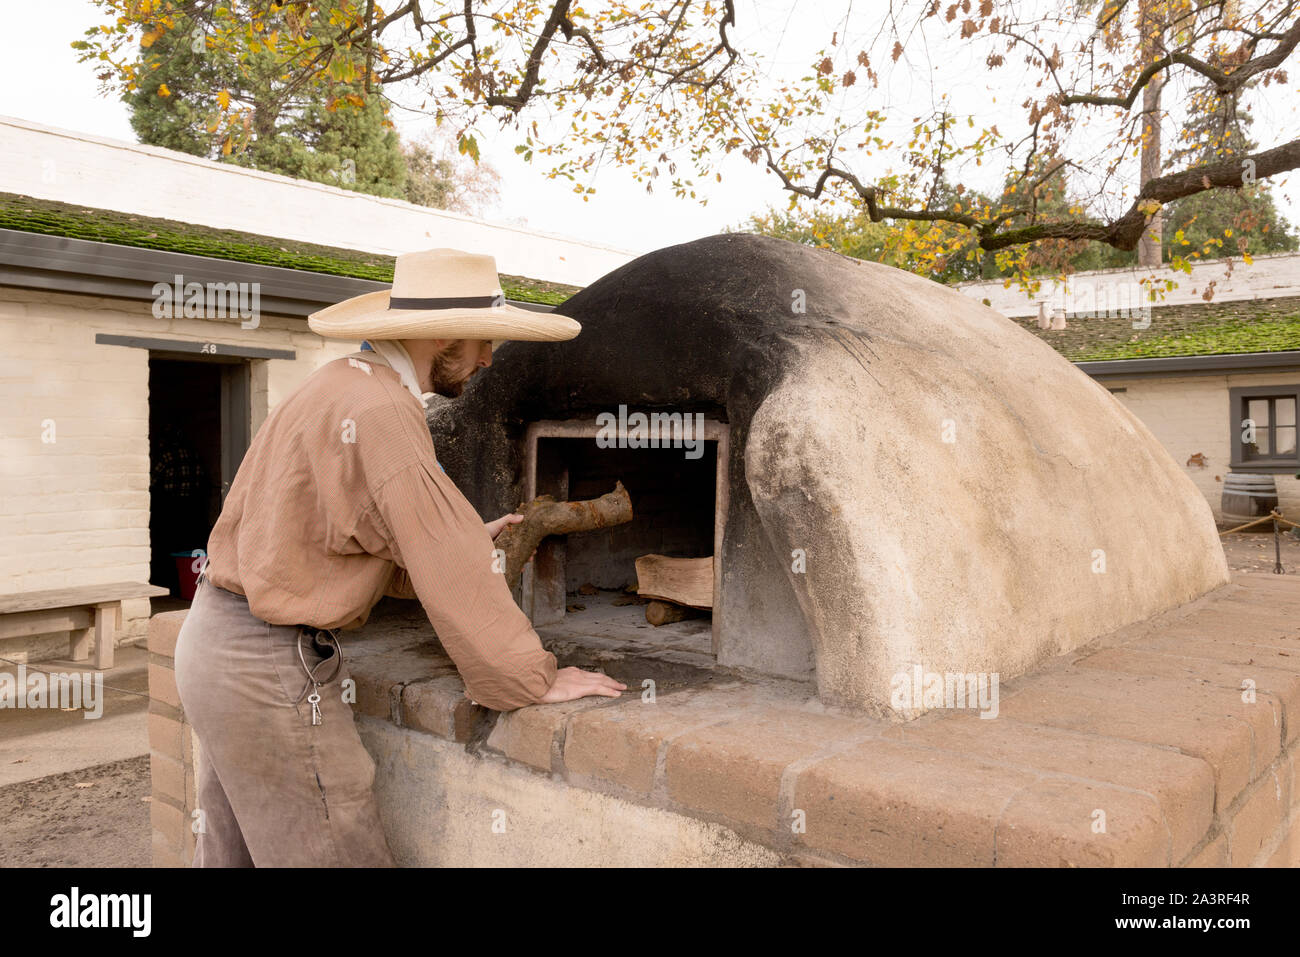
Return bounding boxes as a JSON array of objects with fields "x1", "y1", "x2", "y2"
[{"x1": 427, "y1": 233, "x2": 1229, "y2": 718}]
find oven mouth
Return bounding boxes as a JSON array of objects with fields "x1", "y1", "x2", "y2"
[{"x1": 519, "y1": 416, "x2": 729, "y2": 656}]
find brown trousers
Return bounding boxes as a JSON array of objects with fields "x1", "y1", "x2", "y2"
[{"x1": 173, "y1": 578, "x2": 396, "y2": 867}]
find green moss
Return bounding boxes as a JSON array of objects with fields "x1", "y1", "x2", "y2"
[
  {"x1": 0, "y1": 192, "x2": 580, "y2": 306},
  {"x1": 1071, "y1": 313, "x2": 1300, "y2": 361},
  {"x1": 1016, "y1": 294, "x2": 1300, "y2": 363}
]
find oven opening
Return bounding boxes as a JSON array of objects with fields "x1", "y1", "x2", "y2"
[{"x1": 521, "y1": 419, "x2": 729, "y2": 653}]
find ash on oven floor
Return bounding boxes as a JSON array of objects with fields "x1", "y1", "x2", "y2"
[{"x1": 537, "y1": 588, "x2": 718, "y2": 694}]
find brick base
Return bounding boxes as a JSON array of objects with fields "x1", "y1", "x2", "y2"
[
  {"x1": 146, "y1": 573, "x2": 1300, "y2": 868},
  {"x1": 146, "y1": 610, "x2": 196, "y2": 867}
]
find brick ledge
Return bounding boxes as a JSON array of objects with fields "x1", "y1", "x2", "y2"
[{"x1": 146, "y1": 573, "x2": 1300, "y2": 867}]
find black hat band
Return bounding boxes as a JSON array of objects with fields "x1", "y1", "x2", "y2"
[{"x1": 388, "y1": 294, "x2": 505, "y2": 310}]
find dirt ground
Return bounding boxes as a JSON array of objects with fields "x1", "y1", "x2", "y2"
[
  {"x1": 1219, "y1": 528, "x2": 1300, "y2": 575},
  {"x1": 0, "y1": 756, "x2": 151, "y2": 867}
]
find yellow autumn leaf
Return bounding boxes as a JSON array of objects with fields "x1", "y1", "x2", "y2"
[
  {"x1": 157, "y1": 83, "x2": 171, "y2": 96},
  {"x1": 217, "y1": 89, "x2": 230, "y2": 110},
  {"x1": 1243, "y1": 253, "x2": 1254, "y2": 264}
]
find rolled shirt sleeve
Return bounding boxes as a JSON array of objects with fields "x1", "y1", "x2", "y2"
[{"x1": 367, "y1": 460, "x2": 558, "y2": 711}]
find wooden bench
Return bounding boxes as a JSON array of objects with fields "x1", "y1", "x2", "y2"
[{"x1": 0, "y1": 582, "x2": 170, "y2": 670}]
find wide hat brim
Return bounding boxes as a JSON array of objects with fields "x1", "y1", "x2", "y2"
[{"x1": 308, "y1": 289, "x2": 581, "y2": 342}]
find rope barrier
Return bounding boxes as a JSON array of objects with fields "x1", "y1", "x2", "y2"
[
  {"x1": 1218, "y1": 509, "x2": 1300, "y2": 536},
  {"x1": 1219, "y1": 509, "x2": 1296, "y2": 575},
  {"x1": 0, "y1": 654, "x2": 151, "y2": 698}
]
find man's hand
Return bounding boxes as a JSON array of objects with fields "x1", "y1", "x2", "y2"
[
  {"x1": 485, "y1": 512, "x2": 523, "y2": 540},
  {"x1": 540, "y1": 666, "x2": 627, "y2": 703},
  {"x1": 485, "y1": 512, "x2": 538, "y2": 564}
]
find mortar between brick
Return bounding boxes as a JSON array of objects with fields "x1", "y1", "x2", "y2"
[
  {"x1": 878, "y1": 728, "x2": 1192, "y2": 866},
  {"x1": 775, "y1": 726, "x2": 886, "y2": 854},
  {"x1": 1253, "y1": 805, "x2": 1300, "y2": 867}
]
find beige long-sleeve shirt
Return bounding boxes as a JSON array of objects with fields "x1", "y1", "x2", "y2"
[{"x1": 205, "y1": 348, "x2": 557, "y2": 711}]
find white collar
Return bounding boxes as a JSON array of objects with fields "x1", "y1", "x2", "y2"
[{"x1": 362, "y1": 340, "x2": 434, "y2": 409}]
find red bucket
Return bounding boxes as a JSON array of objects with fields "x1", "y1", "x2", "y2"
[{"x1": 171, "y1": 551, "x2": 203, "y2": 601}]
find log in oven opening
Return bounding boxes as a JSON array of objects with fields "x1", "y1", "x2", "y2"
[{"x1": 520, "y1": 418, "x2": 729, "y2": 652}]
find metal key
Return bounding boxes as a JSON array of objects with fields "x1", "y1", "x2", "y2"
[{"x1": 297, "y1": 627, "x2": 341, "y2": 728}]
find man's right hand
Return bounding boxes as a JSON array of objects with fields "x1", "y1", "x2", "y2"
[{"x1": 540, "y1": 666, "x2": 627, "y2": 703}]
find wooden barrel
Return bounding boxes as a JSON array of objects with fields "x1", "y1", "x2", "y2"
[{"x1": 1222, "y1": 473, "x2": 1279, "y2": 527}]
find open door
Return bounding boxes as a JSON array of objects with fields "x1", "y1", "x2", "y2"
[
  {"x1": 149, "y1": 356, "x2": 252, "y2": 599},
  {"x1": 219, "y1": 362, "x2": 251, "y2": 503}
]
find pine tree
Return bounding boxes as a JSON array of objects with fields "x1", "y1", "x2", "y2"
[
  {"x1": 1162, "y1": 84, "x2": 1298, "y2": 261},
  {"x1": 124, "y1": 3, "x2": 408, "y2": 200}
]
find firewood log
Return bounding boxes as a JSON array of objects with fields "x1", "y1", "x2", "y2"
[
  {"x1": 645, "y1": 600, "x2": 701, "y2": 626},
  {"x1": 634, "y1": 554, "x2": 713, "y2": 609},
  {"x1": 495, "y1": 481, "x2": 633, "y2": 584}
]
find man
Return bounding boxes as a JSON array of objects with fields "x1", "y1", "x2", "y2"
[{"x1": 173, "y1": 248, "x2": 625, "y2": 867}]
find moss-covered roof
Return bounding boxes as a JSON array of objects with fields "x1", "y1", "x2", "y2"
[
  {"x1": 1014, "y1": 294, "x2": 1300, "y2": 362},
  {"x1": 4, "y1": 189, "x2": 1297, "y2": 360},
  {"x1": 0, "y1": 192, "x2": 579, "y2": 306}
]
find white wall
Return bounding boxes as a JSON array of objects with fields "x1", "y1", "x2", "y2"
[
  {"x1": 0, "y1": 287, "x2": 356, "y2": 650},
  {"x1": 1106, "y1": 371, "x2": 1300, "y2": 521},
  {"x1": 955, "y1": 251, "x2": 1300, "y2": 319},
  {"x1": 0, "y1": 115, "x2": 636, "y2": 288}
]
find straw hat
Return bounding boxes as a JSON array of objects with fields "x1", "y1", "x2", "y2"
[{"x1": 307, "y1": 248, "x2": 581, "y2": 343}]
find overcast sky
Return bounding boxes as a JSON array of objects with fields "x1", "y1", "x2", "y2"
[{"x1": 1, "y1": 0, "x2": 1294, "y2": 256}]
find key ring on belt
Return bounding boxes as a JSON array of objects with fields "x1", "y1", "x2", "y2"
[{"x1": 296, "y1": 627, "x2": 343, "y2": 726}]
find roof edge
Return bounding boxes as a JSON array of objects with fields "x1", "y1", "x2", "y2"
[
  {"x1": 1076, "y1": 350, "x2": 1300, "y2": 380},
  {"x1": 0, "y1": 228, "x2": 556, "y2": 318},
  {"x1": 0, "y1": 114, "x2": 639, "y2": 259}
]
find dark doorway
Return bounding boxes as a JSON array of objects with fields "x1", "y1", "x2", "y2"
[
  {"x1": 148, "y1": 357, "x2": 251, "y2": 598},
  {"x1": 538, "y1": 437, "x2": 718, "y2": 592}
]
